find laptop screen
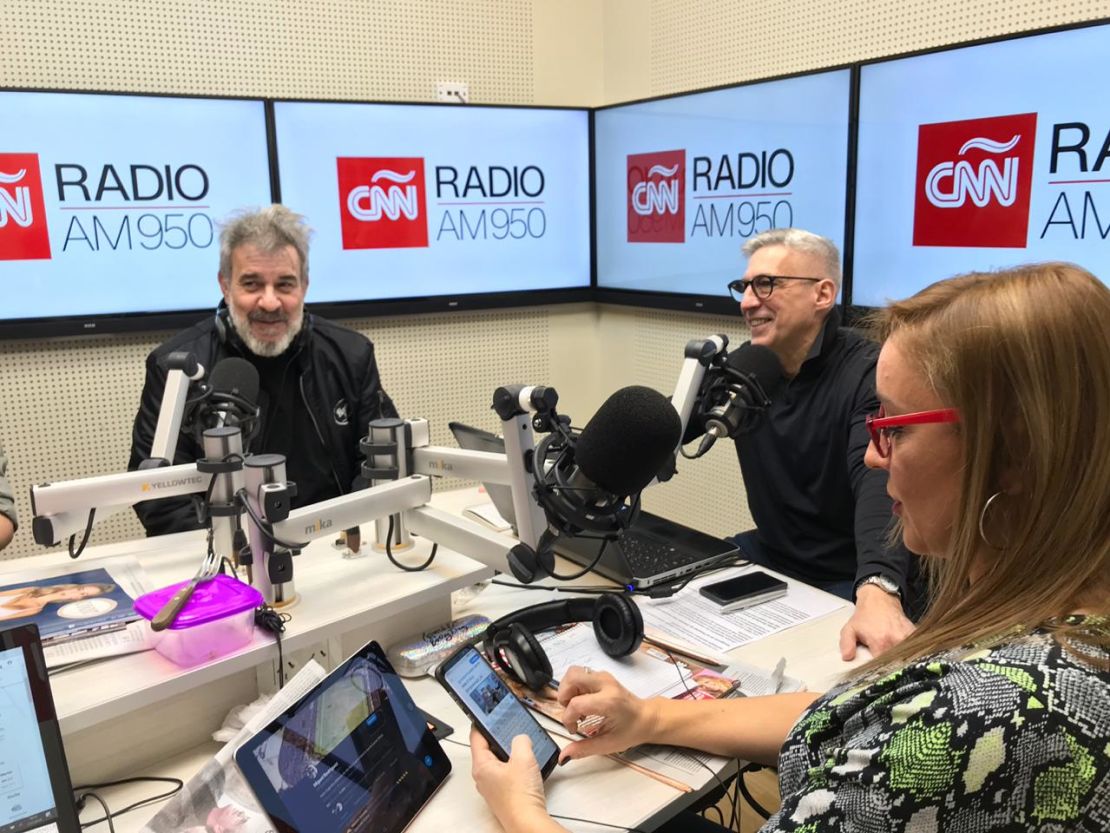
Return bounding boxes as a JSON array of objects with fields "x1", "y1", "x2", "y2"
[{"x1": 0, "y1": 626, "x2": 80, "y2": 833}]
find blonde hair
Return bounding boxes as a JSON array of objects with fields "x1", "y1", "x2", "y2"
[{"x1": 858, "y1": 263, "x2": 1110, "y2": 677}]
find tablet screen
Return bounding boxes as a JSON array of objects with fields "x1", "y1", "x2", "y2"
[
  {"x1": 235, "y1": 641, "x2": 451, "y2": 833},
  {"x1": 0, "y1": 625, "x2": 81, "y2": 833}
]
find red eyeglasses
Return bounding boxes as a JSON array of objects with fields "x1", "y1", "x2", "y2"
[{"x1": 866, "y1": 406, "x2": 960, "y2": 458}]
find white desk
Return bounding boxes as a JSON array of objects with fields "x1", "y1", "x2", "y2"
[{"x1": 4, "y1": 488, "x2": 857, "y2": 832}]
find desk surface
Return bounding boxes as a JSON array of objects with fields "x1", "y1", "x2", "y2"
[{"x1": 5, "y1": 488, "x2": 859, "y2": 832}]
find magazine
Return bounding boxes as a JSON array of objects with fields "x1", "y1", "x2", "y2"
[
  {"x1": 489, "y1": 622, "x2": 803, "y2": 791},
  {"x1": 0, "y1": 562, "x2": 146, "y2": 644},
  {"x1": 141, "y1": 661, "x2": 329, "y2": 833}
]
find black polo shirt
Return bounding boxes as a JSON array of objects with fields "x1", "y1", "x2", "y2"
[{"x1": 734, "y1": 308, "x2": 914, "y2": 596}]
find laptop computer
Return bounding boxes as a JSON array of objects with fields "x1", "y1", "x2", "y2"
[
  {"x1": 448, "y1": 422, "x2": 741, "y2": 589},
  {"x1": 0, "y1": 624, "x2": 82, "y2": 832}
]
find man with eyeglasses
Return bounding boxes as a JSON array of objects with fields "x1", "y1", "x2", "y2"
[{"x1": 724, "y1": 228, "x2": 918, "y2": 660}]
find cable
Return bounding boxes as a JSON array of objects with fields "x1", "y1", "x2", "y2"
[
  {"x1": 385, "y1": 515, "x2": 437, "y2": 572},
  {"x1": 67, "y1": 508, "x2": 96, "y2": 558},
  {"x1": 490, "y1": 580, "x2": 624, "y2": 595},
  {"x1": 235, "y1": 487, "x2": 308, "y2": 550},
  {"x1": 73, "y1": 776, "x2": 183, "y2": 829},
  {"x1": 659, "y1": 647, "x2": 739, "y2": 832},
  {"x1": 255, "y1": 604, "x2": 291, "y2": 688},
  {"x1": 76, "y1": 791, "x2": 115, "y2": 832},
  {"x1": 545, "y1": 537, "x2": 611, "y2": 581},
  {"x1": 737, "y1": 763, "x2": 773, "y2": 820}
]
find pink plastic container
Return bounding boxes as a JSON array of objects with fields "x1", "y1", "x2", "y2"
[{"x1": 135, "y1": 574, "x2": 263, "y2": 667}]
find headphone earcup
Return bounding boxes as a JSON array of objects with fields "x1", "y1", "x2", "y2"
[
  {"x1": 507, "y1": 541, "x2": 555, "y2": 585},
  {"x1": 214, "y1": 306, "x2": 230, "y2": 344},
  {"x1": 591, "y1": 592, "x2": 644, "y2": 658},
  {"x1": 490, "y1": 623, "x2": 552, "y2": 691}
]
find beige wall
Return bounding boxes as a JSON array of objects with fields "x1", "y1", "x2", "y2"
[{"x1": 2, "y1": 0, "x2": 1108, "y2": 560}]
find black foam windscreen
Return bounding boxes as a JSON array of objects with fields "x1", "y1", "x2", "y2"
[
  {"x1": 575, "y1": 385, "x2": 681, "y2": 497},
  {"x1": 725, "y1": 343, "x2": 784, "y2": 400},
  {"x1": 208, "y1": 357, "x2": 260, "y2": 405}
]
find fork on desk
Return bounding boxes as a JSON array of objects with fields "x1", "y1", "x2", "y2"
[{"x1": 149, "y1": 538, "x2": 221, "y2": 632}]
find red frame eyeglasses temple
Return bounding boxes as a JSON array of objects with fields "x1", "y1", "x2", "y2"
[{"x1": 866, "y1": 407, "x2": 961, "y2": 457}]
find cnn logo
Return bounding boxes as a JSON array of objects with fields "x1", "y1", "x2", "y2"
[
  {"x1": 338, "y1": 157, "x2": 429, "y2": 249},
  {"x1": 913, "y1": 114, "x2": 1037, "y2": 248},
  {"x1": 0, "y1": 153, "x2": 51, "y2": 260},
  {"x1": 627, "y1": 150, "x2": 685, "y2": 243}
]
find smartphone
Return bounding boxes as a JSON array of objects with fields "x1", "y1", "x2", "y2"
[
  {"x1": 699, "y1": 571, "x2": 788, "y2": 612},
  {"x1": 435, "y1": 645, "x2": 560, "y2": 778}
]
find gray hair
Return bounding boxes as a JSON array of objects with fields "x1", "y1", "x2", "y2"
[
  {"x1": 741, "y1": 228, "x2": 841, "y2": 290},
  {"x1": 219, "y1": 205, "x2": 312, "y2": 282}
]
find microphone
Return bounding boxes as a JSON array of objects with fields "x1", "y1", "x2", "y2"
[
  {"x1": 696, "y1": 343, "x2": 783, "y2": 456},
  {"x1": 534, "y1": 385, "x2": 681, "y2": 538},
  {"x1": 190, "y1": 357, "x2": 261, "y2": 447}
]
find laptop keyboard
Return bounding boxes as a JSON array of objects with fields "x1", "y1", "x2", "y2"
[{"x1": 619, "y1": 530, "x2": 706, "y2": 575}]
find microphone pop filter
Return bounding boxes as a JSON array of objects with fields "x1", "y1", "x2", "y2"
[
  {"x1": 724, "y1": 343, "x2": 784, "y2": 400},
  {"x1": 208, "y1": 357, "x2": 260, "y2": 405},
  {"x1": 575, "y1": 386, "x2": 680, "y2": 497}
]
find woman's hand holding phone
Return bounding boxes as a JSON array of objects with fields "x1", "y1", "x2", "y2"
[{"x1": 469, "y1": 727, "x2": 553, "y2": 831}]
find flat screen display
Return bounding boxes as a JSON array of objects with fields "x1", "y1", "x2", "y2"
[
  {"x1": 853, "y1": 22, "x2": 1110, "y2": 307},
  {"x1": 595, "y1": 70, "x2": 852, "y2": 297},
  {"x1": 272, "y1": 101, "x2": 591, "y2": 302},
  {"x1": 235, "y1": 641, "x2": 450, "y2": 833},
  {"x1": 0, "y1": 91, "x2": 272, "y2": 322}
]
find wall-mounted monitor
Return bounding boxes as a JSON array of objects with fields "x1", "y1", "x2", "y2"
[
  {"x1": 271, "y1": 101, "x2": 591, "y2": 307},
  {"x1": 594, "y1": 69, "x2": 852, "y2": 310},
  {"x1": 853, "y1": 21, "x2": 1110, "y2": 307},
  {"x1": 0, "y1": 90, "x2": 272, "y2": 336}
]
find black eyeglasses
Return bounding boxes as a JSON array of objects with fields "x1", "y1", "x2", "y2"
[{"x1": 727, "y1": 274, "x2": 824, "y2": 302}]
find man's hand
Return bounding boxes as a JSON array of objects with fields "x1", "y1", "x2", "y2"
[{"x1": 839, "y1": 584, "x2": 915, "y2": 661}]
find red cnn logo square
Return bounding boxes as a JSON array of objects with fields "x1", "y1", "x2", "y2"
[
  {"x1": 627, "y1": 150, "x2": 685, "y2": 243},
  {"x1": 338, "y1": 157, "x2": 428, "y2": 249},
  {"x1": 0, "y1": 153, "x2": 51, "y2": 260},
  {"x1": 913, "y1": 113, "x2": 1037, "y2": 248}
]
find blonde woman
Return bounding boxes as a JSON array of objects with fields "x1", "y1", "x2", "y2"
[
  {"x1": 0, "y1": 582, "x2": 116, "y2": 622},
  {"x1": 470, "y1": 263, "x2": 1110, "y2": 832}
]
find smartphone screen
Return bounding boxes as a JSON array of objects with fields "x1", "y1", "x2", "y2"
[
  {"x1": 699, "y1": 571, "x2": 788, "y2": 606},
  {"x1": 436, "y1": 646, "x2": 560, "y2": 777}
]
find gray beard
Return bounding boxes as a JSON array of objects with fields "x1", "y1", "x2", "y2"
[{"x1": 229, "y1": 307, "x2": 304, "y2": 357}]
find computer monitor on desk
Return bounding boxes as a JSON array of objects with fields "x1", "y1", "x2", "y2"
[
  {"x1": 448, "y1": 422, "x2": 740, "y2": 589},
  {"x1": 0, "y1": 624, "x2": 82, "y2": 832}
]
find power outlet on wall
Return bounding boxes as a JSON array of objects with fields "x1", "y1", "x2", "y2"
[
  {"x1": 258, "y1": 637, "x2": 343, "y2": 694},
  {"x1": 435, "y1": 81, "x2": 470, "y2": 103}
]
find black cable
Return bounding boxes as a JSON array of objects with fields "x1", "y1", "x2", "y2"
[
  {"x1": 545, "y1": 537, "x2": 611, "y2": 581},
  {"x1": 738, "y1": 763, "x2": 773, "y2": 820},
  {"x1": 490, "y1": 580, "x2": 623, "y2": 595},
  {"x1": 73, "y1": 777, "x2": 184, "y2": 829},
  {"x1": 255, "y1": 605, "x2": 291, "y2": 688},
  {"x1": 235, "y1": 487, "x2": 308, "y2": 550},
  {"x1": 76, "y1": 791, "x2": 115, "y2": 832},
  {"x1": 659, "y1": 647, "x2": 739, "y2": 832},
  {"x1": 67, "y1": 508, "x2": 96, "y2": 558},
  {"x1": 385, "y1": 515, "x2": 437, "y2": 571}
]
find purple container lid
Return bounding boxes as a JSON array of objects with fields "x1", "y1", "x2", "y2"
[{"x1": 134, "y1": 574, "x2": 263, "y2": 630}]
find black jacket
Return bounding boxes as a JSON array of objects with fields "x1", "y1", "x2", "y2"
[
  {"x1": 129, "y1": 310, "x2": 397, "y2": 535},
  {"x1": 734, "y1": 307, "x2": 917, "y2": 602}
]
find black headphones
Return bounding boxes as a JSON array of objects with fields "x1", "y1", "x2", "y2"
[{"x1": 481, "y1": 593, "x2": 643, "y2": 690}]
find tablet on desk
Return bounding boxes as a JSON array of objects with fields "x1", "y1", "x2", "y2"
[{"x1": 235, "y1": 641, "x2": 451, "y2": 833}]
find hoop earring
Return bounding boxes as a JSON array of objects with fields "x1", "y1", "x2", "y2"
[{"x1": 978, "y1": 491, "x2": 1005, "y2": 549}]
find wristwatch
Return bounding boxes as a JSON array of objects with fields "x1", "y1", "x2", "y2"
[{"x1": 855, "y1": 574, "x2": 902, "y2": 599}]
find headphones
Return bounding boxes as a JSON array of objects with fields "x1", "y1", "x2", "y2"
[
  {"x1": 481, "y1": 593, "x2": 643, "y2": 690},
  {"x1": 214, "y1": 302, "x2": 233, "y2": 344}
]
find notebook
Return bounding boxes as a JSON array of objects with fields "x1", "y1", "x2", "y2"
[
  {"x1": 448, "y1": 422, "x2": 741, "y2": 589},
  {"x1": 0, "y1": 624, "x2": 82, "y2": 832}
]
